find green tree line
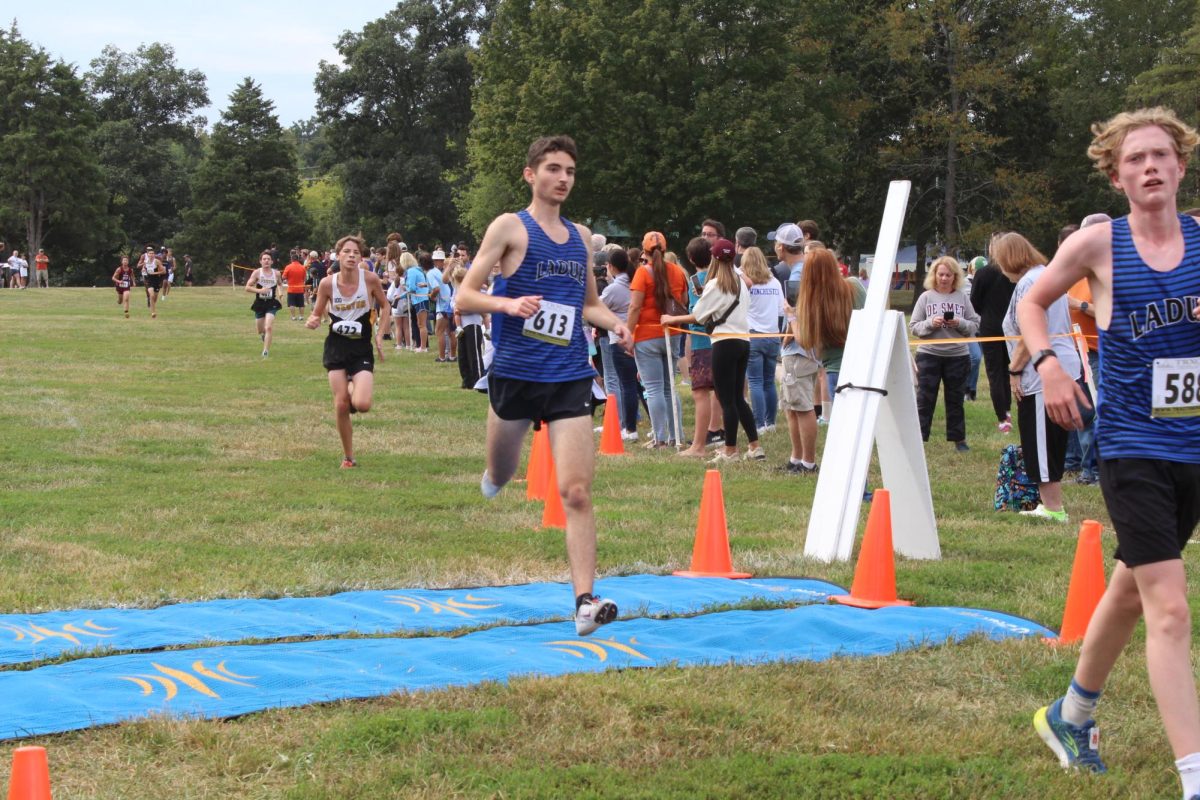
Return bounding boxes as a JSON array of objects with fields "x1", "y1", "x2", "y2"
[{"x1": 2, "y1": 1, "x2": 1198, "y2": 285}]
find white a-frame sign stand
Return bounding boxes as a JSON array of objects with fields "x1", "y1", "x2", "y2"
[{"x1": 803, "y1": 181, "x2": 941, "y2": 562}]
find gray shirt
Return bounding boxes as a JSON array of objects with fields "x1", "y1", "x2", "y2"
[
  {"x1": 910, "y1": 288, "x2": 980, "y2": 358},
  {"x1": 1002, "y1": 265, "x2": 1081, "y2": 395},
  {"x1": 600, "y1": 273, "x2": 632, "y2": 323}
]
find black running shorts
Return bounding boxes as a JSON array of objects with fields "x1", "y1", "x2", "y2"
[
  {"x1": 323, "y1": 335, "x2": 374, "y2": 376},
  {"x1": 1100, "y1": 457, "x2": 1200, "y2": 567},
  {"x1": 488, "y1": 376, "x2": 594, "y2": 425}
]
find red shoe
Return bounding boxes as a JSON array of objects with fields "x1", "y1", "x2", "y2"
[{"x1": 341, "y1": 458, "x2": 357, "y2": 469}]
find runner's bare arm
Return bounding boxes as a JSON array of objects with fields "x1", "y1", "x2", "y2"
[
  {"x1": 367, "y1": 274, "x2": 390, "y2": 360},
  {"x1": 306, "y1": 277, "x2": 332, "y2": 329},
  {"x1": 244, "y1": 269, "x2": 262, "y2": 294},
  {"x1": 457, "y1": 214, "x2": 541, "y2": 318},
  {"x1": 576, "y1": 223, "x2": 632, "y2": 352},
  {"x1": 1016, "y1": 226, "x2": 1103, "y2": 430}
]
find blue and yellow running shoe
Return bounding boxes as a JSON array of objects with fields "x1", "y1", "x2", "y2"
[{"x1": 1033, "y1": 697, "x2": 1107, "y2": 773}]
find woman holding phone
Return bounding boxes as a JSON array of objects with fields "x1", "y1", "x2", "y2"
[{"x1": 910, "y1": 256, "x2": 980, "y2": 451}]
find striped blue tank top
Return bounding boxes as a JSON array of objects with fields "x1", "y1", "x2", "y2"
[
  {"x1": 1097, "y1": 214, "x2": 1200, "y2": 462},
  {"x1": 491, "y1": 210, "x2": 593, "y2": 382}
]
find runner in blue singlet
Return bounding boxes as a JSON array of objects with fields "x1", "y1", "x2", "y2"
[
  {"x1": 455, "y1": 136, "x2": 634, "y2": 637},
  {"x1": 1019, "y1": 108, "x2": 1200, "y2": 799}
]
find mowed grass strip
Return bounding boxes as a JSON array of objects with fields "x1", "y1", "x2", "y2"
[{"x1": 0, "y1": 288, "x2": 1191, "y2": 798}]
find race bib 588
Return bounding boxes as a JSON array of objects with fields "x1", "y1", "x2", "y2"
[{"x1": 1152, "y1": 357, "x2": 1200, "y2": 418}]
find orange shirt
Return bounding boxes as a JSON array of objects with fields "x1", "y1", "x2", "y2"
[
  {"x1": 1067, "y1": 277, "x2": 1097, "y2": 353},
  {"x1": 282, "y1": 262, "x2": 307, "y2": 293},
  {"x1": 630, "y1": 260, "x2": 688, "y2": 342},
  {"x1": 35, "y1": 254, "x2": 49, "y2": 270}
]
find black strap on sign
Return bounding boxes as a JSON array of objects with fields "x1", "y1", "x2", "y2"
[{"x1": 835, "y1": 382, "x2": 888, "y2": 397}]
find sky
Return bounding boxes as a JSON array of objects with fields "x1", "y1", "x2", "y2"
[{"x1": 12, "y1": 0, "x2": 396, "y2": 127}]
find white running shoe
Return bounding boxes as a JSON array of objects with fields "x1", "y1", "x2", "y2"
[
  {"x1": 574, "y1": 595, "x2": 618, "y2": 636},
  {"x1": 708, "y1": 450, "x2": 739, "y2": 465},
  {"x1": 480, "y1": 471, "x2": 502, "y2": 499},
  {"x1": 621, "y1": 431, "x2": 638, "y2": 441},
  {"x1": 1020, "y1": 504, "x2": 1068, "y2": 523}
]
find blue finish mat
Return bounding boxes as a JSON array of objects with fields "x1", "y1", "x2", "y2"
[
  {"x1": 0, "y1": 576, "x2": 842, "y2": 666},
  {"x1": 0, "y1": 604, "x2": 1051, "y2": 740}
]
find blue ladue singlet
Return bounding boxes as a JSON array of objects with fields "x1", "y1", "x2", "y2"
[
  {"x1": 491, "y1": 210, "x2": 593, "y2": 382},
  {"x1": 1097, "y1": 214, "x2": 1200, "y2": 462}
]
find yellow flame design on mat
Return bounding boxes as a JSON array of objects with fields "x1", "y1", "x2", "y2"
[
  {"x1": 119, "y1": 661, "x2": 259, "y2": 701},
  {"x1": 385, "y1": 594, "x2": 501, "y2": 617},
  {"x1": 0, "y1": 619, "x2": 116, "y2": 645},
  {"x1": 546, "y1": 638, "x2": 651, "y2": 662}
]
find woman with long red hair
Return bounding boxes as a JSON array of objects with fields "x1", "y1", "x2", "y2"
[{"x1": 793, "y1": 247, "x2": 867, "y2": 417}]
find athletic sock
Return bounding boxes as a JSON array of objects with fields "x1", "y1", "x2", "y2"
[
  {"x1": 1061, "y1": 679, "x2": 1101, "y2": 726},
  {"x1": 789, "y1": 458, "x2": 803, "y2": 466},
  {"x1": 800, "y1": 460, "x2": 816, "y2": 469},
  {"x1": 1176, "y1": 752, "x2": 1200, "y2": 799}
]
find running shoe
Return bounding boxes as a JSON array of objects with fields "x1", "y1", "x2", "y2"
[
  {"x1": 955, "y1": 441, "x2": 970, "y2": 452},
  {"x1": 704, "y1": 430, "x2": 725, "y2": 448},
  {"x1": 757, "y1": 424, "x2": 776, "y2": 435},
  {"x1": 816, "y1": 415, "x2": 827, "y2": 426},
  {"x1": 480, "y1": 471, "x2": 502, "y2": 499},
  {"x1": 574, "y1": 595, "x2": 618, "y2": 636},
  {"x1": 340, "y1": 458, "x2": 357, "y2": 469},
  {"x1": 262, "y1": 350, "x2": 269, "y2": 358},
  {"x1": 779, "y1": 461, "x2": 818, "y2": 475},
  {"x1": 621, "y1": 431, "x2": 639, "y2": 442},
  {"x1": 998, "y1": 420, "x2": 1013, "y2": 433},
  {"x1": 1033, "y1": 698, "x2": 1106, "y2": 773},
  {"x1": 708, "y1": 450, "x2": 739, "y2": 465},
  {"x1": 1020, "y1": 504, "x2": 1069, "y2": 523},
  {"x1": 744, "y1": 447, "x2": 767, "y2": 461}
]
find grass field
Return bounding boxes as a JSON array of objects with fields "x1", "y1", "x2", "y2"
[{"x1": 0, "y1": 287, "x2": 1189, "y2": 798}]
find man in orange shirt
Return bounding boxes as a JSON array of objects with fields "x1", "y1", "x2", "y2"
[
  {"x1": 34, "y1": 249, "x2": 49, "y2": 288},
  {"x1": 1063, "y1": 213, "x2": 1108, "y2": 485},
  {"x1": 282, "y1": 250, "x2": 309, "y2": 321}
]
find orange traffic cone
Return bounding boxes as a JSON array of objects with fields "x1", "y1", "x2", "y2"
[
  {"x1": 598, "y1": 394, "x2": 625, "y2": 455},
  {"x1": 1046, "y1": 519, "x2": 1107, "y2": 645},
  {"x1": 7, "y1": 746, "x2": 51, "y2": 800},
  {"x1": 525, "y1": 424, "x2": 551, "y2": 502},
  {"x1": 833, "y1": 488, "x2": 912, "y2": 608},
  {"x1": 540, "y1": 457, "x2": 566, "y2": 529},
  {"x1": 673, "y1": 470, "x2": 752, "y2": 578}
]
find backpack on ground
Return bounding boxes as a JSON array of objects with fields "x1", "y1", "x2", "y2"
[{"x1": 994, "y1": 444, "x2": 1041, "y2": 511}]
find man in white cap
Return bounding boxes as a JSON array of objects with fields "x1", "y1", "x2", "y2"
[{"x1": 771, "y1": 223, "x2": 821, "y2": 475}]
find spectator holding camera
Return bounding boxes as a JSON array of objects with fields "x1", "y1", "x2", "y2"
[{"x1": 910, "y1": 256, "x2": 981, "y2": 452}]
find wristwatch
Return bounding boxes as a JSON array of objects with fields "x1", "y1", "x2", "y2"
[{"x1": 1031, "y1": 349, "x2": 1058, "y2": 369}]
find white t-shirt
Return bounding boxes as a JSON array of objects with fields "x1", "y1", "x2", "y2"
[{"x1": 746, "y1": 277, "x2": 786, "y2": 333}]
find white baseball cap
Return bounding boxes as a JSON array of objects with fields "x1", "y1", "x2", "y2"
[
  {"x1": 767, "y1": 223, "x2": 805, "y2": 246},
  {"x1": 432, "y1": 249, "x2": 446, "y2": 260}
]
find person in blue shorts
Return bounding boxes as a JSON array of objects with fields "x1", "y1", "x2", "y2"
[
  {"x1": 1019, "y1": 107, "x2": 1200, "y2": 799},
  {"x1": 456, "y1": 136, "x2": 633, "y2": 637}
]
